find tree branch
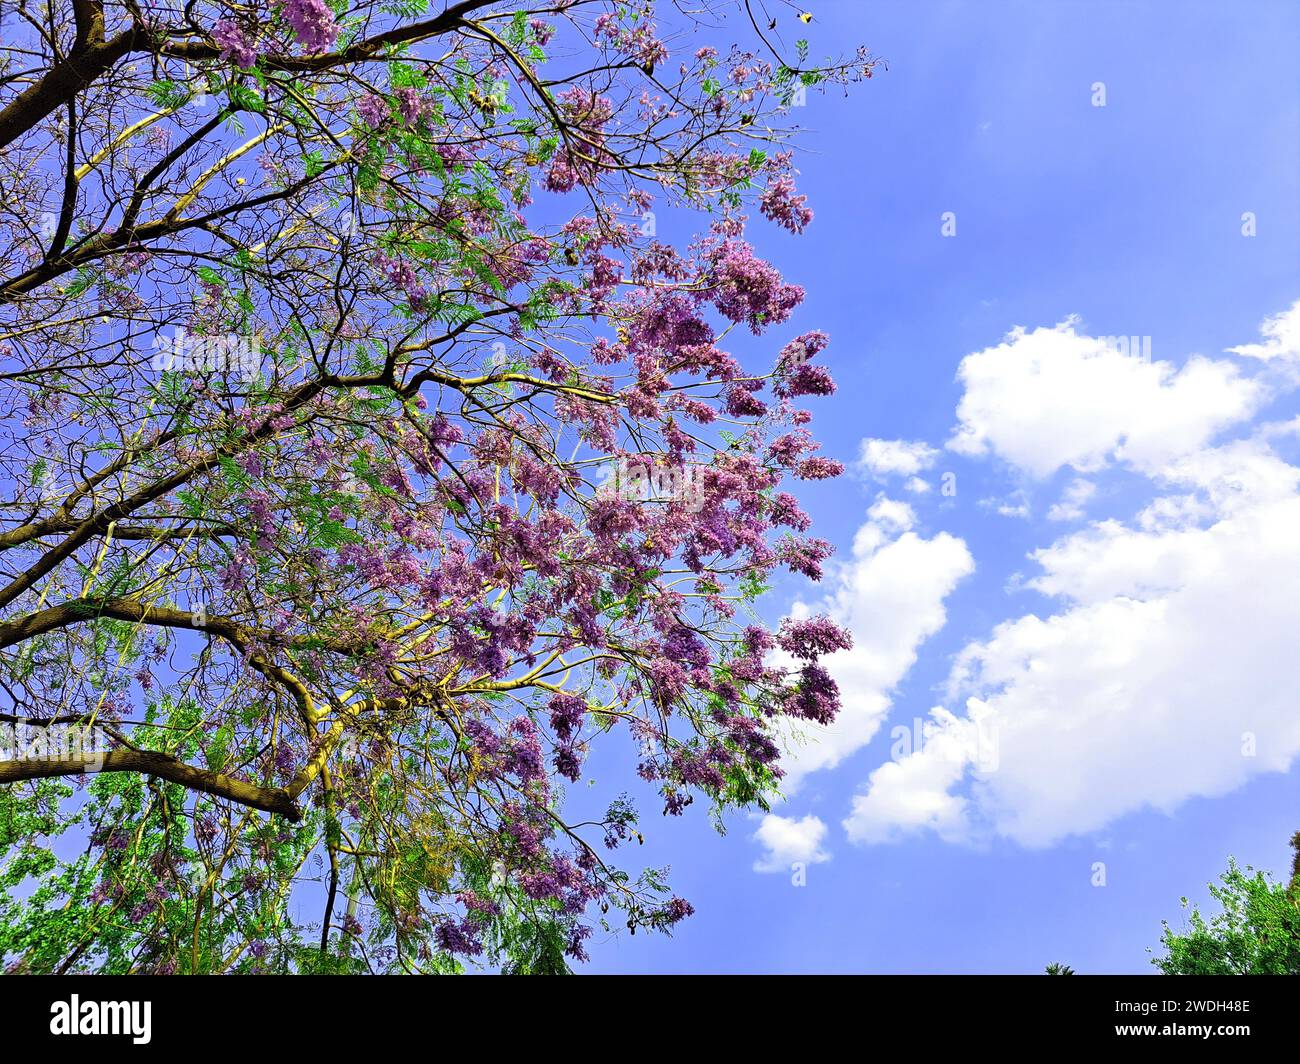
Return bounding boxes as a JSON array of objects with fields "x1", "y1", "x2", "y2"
[
  {"x1": 0, "y1": 27, "x2": 140, "y2": 150},
  {"x1": 0, "y1": 749, "x2": 301, "y2": 820},
  {"x1": 0, "y1": 0, "x2": 499, "y2": 150}
]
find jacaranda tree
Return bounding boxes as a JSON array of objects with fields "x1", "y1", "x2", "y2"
[{"x1": 0, "y1": 0, "x2": 873, "y2": 973}]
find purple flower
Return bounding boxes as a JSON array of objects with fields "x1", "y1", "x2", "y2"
[
  {"x1": 213, "y1": 20, "x2": 259, "y2": 69},
  {"x1": 435, "y1": 142, "x2": 473, "y2": 170},
  {"x1": 548, "y1": 693, "x2": 586, "y2": 741},
  {"x1": 777, "y1": 536, "x2": 834, "y2": 581},
  {"x1": 760, "y1": 174, "x2": 814, "y2": 234},
  {"x1": 769, "y1": 492, "x2": 811, "y2": 531},
  {"x1": 704, "y1": 240, "x2": 804, "y2": 334},
  {"x1": 724, "y1": 382, "x2": 767, "y2": 418},
  {"x1": 356, "y1": 94, "x2": 387, "y2": 129},
  {"x1": 778, "y1": 616, "x2": 852, "y2": 660},
  {"x1": 372, "y1": 251, "x2": 428, "y2": 309},
  {"x1": 778, "y1": 330, "x2": 830, "y2": 369},
  {"x1": 529, "y1": 18, "x2": 555, "y2": 46},
  {"x1": 503, "y1": 717, "x2": 546, "y2": 782},
  {"x1": 554, "y1": 744, "x2": 583, "y2": 782},
  {"x1": 281, "y1": 0, "x2": 339, "y2": 54},
  {"x1": 776, "y1": 363, "x2": 836, "y2": 399},
  {"x1": 663, "y1": 897, "x2": 695, "y2": 924},
  {"x1": 435, "y1": 916, "x2": 483, "y2": 956},
  {"x1": 789, "y1": 662, "x2": 840, "y2": 724},
  {"x1": 458, "y1": 890, "x2": 499, "y2": 916},
  {"x1": 273, "y1": 744, "x2": 296, "y2": 777},
  {"x1": 396, "y1": 87, "x2": 425, "y2": 126},
  {"x1": 794, "y1": 456, "x2": 844, "y2": 480},
  {"x1": 565, "y1": 924, "x2": 592, "y2": 961}
]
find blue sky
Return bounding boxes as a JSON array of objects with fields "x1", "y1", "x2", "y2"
[{"x1": 582, "y1": 0, "x2": 1300, "y2": 973}]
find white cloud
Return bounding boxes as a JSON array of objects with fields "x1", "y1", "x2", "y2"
[
  {"x1": 978, "y1": 488, "x2": 1030, "y2": 519},
  {"x1": 997, "y1": 495, "x2": 1030, "y2": 519},
  {"x1": 858, "y1": 438, "x2": 939, "y2": 478},
  {"x1": 866, "y1": 495, "x2": 915, "y2": 531},
  {"x1": 844, "y1": 707, "x2": 977, "y2": 845},
  {"x1": 947, "y1": 320, "x2": 1263, "y2": 477},
  {"x1": 846, "y1": 301, "x2": 1300, "y2": 849},
  {"x1": 849, "y1": 442, "x2": 1300, "y2": 847},
  {"x1": 752, "y1": 814, "x2": 831, "y2": 873},
  {"x1": 778, "y1": 498, "x2": 974, "y2": 788},
  {"x1": 1227, "y1": 298, "x2": 1300, "y2": 362},
  {"x1": 1046, "y1": 478, "x2": 1096, "y2": 522},
  {"x1": 1259, "y1": 415, "x2": 1300, "y2": 439},
  {"x1": 904, "y1": 476, "x2": 931, "y2": 494}
]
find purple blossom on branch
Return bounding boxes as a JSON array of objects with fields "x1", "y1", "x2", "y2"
[
  {"x1": 356, "y1": 94, "x2": 387, "y2": 129},
  {"x1": 760, "y1": 174, "x2": 814, "y2": 233},
  {"x1": 213, "y1": 20, "x2": 260, "y2": 69},
  {"x1": 281, "y1": 0, "x2": 339, "y2": 54},
  {"x1": 778, "y1": 615, "x2": 853, "y2": 660}
]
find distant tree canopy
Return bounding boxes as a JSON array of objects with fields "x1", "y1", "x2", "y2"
[
  {"x1": 0, "y1": 0, "x2": 874, "y2": 973},
  {"x1": 1153, "y1": 833, "x2": 1300, "y2": 975}
]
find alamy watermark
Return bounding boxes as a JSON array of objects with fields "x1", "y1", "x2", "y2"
[
  {"x1": 151, "y1": 328, "x2": 262, "y2": 382},
  {"x1": 50, "y1": 995, "x2": 151, "y2": 1044},
  {"x1": 890, "y1": 716, "x2": 999, "y2": 773},
  {"x1": 1100, "y1": 334, "x2": 1152, "y2": 361},
  {"x1": 598, "y1": 456, "x2": 706, "y2": 512},
  {"x1": 0, "y1": 719, "x2": 108, "y2": 770}
]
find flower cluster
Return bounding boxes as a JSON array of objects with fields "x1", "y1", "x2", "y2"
[
  {"x1": 760, "y1": 174, "x2": 814, "y2": 234},
  {"x1": 282, "y1": 0, "x2": 338, "y2": 53},
  {"x1": 213, "y1": 20, "x2": 260, "y2": 69}
]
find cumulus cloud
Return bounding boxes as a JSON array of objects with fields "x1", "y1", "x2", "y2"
[
  {"x1": 844, "y1": 706, "x2": 983, "y2": 845},
  {"x1": 865, "y1": 495, "x2": 915, "y2": 531},
  {"x1": 1227, "y1": 298, "x2": 1300, "y2": 362},
  {"x1": 752, "y1": 814, "x2": 831, "y2": 873},
  {"x1": 777, "y1": 498, "x2": 974, "y2": 789},
  {"x1": 858, "y1": 438, "x2": 939, "y2": 478},
  {"x1": 1259, "y1": 415, "x2": 1300, "y2": 439},
  {"x1": 845, "y1": 301, "x2": 1300, "y2": 848},
  {"x1": 947, "y1": 320, "x2": 1263, "y2": 477},
  {"x1": 1046, "y1": 478, "x2": 1096, "y2": 522}
]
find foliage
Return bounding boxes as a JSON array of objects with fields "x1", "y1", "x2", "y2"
[{"x1": 1153, "y1": 850, "x2": 1300, "y2": 975}]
